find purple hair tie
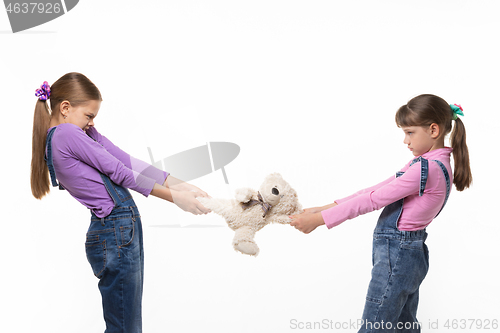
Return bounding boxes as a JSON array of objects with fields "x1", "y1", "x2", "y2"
[{"x1": 35, "y1": 81, "x2": 51, "y2": 101}]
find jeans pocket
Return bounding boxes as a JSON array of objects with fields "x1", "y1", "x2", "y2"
[
  {"x1": 401, "y1": 239, "x2": 424, "y2": 251},
  {"x1": 119, "y1": 218, "x2": 135, "y2": 248},
  {"x1": 85, "y1": 235, "x2": 107, "y2": 279}
]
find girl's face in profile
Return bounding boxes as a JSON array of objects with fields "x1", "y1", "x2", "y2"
[
  {"x1": 65, "y1": 100, "x2": 101, "y2": 132},
  {"x1": 402, "y1": 125, "x2": 437, "y2": 157}
]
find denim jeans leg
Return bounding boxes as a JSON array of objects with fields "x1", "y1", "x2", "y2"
[
  {"x1": 359, "y1": 238, "x2": 400, "y2": 333},
  {"x1": 137, "y1": 215, "x2": 144, "y2": 302},
  {"x1": 396, "y1": 289, "x2": 421, "y2": 333},
  {"x1": 358, "y1": 238, "x2": 428, "y2": 333},
  {"x1": 87, "y1": 214, "x2": 143, "y2": 333}
]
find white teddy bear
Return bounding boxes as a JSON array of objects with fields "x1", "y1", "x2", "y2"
[{"x1": 198, "y1": 173, "x2": 302, "y2": 256}]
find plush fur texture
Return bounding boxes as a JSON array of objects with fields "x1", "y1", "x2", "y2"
[{"x1": 198, "y1": 173, "x2": 302, "y2": 256}]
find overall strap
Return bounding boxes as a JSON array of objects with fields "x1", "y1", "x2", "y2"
[
  {"x1": 99, "y1": 173, "x2": 120, "y2": 207},
  {"x1": 431, "y1": 159, "x2": 451, "y2": 218},
  {"x1": 375, "y1": 157, "x2": 429, "y2": 232},
  {"x1": 409, "y1": 156, "x2": 429, "y2": 197},
  {"x1": 44, "y1": 127, "x2": 65, "y2": 190}
]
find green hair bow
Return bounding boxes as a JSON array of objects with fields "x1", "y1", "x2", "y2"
[{"x1": 450, "y1": 104, "x2": 464, "y2": 120}]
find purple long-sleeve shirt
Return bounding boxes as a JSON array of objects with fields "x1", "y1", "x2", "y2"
[{"x1": 46, "y1": 123, "x2": 169, "y2": 218}]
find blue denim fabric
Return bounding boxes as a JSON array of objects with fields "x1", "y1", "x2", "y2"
[
  {"x1": 46, "y1": 127, "x2": 144, "y2": 333},
  {"x1": 87, "y1": 177, "x2": 144, "y2": 333},
  {"x1": 45, "y1": 127, "x2": 65, "y2": 190},
  {"x1": 358, "y1": 157, "x2": 450, "y2": 333}
]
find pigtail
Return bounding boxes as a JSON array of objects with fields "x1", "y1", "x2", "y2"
[
  {"x1": 30, "y1": 99, "x2": 51, "y2": 199},
  {"x1": 450, "y1": 117, "x2": 472, "y2": 191}
]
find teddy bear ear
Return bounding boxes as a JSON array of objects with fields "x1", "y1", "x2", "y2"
[{"x1": 266, "y1": 173, "x2": 282, "y2": 181}]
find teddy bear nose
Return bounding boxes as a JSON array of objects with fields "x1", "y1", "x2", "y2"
[{"x1": 272, "y1": 187, "x2": 279, "y2": 195}]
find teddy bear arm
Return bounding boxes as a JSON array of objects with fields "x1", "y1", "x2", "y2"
[{"x1": 197, "y1": 197, "x2": 233, "y2": 214}]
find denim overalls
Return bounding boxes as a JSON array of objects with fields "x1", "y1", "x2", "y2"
[
  {"x1": 358, "y1": 157, "x2": 450, "y2": 333},
  {"x1": 46, "y1": 127, "x2": 144, "y2": 333}
]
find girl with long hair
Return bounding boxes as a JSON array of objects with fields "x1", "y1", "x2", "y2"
[
  {"x1": 290, "y1": 94, "x2": 472, "y2": 332},
  {"x1": 31, "y1": 72, "x2": 210, "y2": 333}
]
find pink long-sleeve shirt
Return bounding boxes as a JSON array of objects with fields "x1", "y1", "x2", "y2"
[
  {"x1": 321, "y1": 148, "x2": 453, "y2": 231},
  {"x1": 46, "y1": 123, "x2": 169, "y2": 218}
]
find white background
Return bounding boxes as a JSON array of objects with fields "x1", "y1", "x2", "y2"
[{"x1": 1, "y1": 1, "x2": 499, "y2": 332}]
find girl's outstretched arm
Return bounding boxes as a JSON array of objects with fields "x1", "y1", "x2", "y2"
[
  {"x1": 163, "y1": 175, "x2": 210, "y2": 198},
  {"x1": 292, "y1": 173, "x2": 403, "y2": 231},
  {"x1": 302, "y1": 202, "x2": 338, "y2": 214},
  {"x1": 299, "y1": 175, "x2": 394, "y2": 215}
]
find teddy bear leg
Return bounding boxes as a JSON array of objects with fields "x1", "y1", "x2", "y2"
[{"x1": 233, "y1": 226, "x2": 259, "y2": 256}]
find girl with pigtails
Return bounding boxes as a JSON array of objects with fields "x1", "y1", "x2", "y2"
[
  {"x1": 30, "y1": 72, "x2": 210, "y2": 333},
  {"x1": 290, "y1": 94, "x2": 472, "y2": 333}
]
